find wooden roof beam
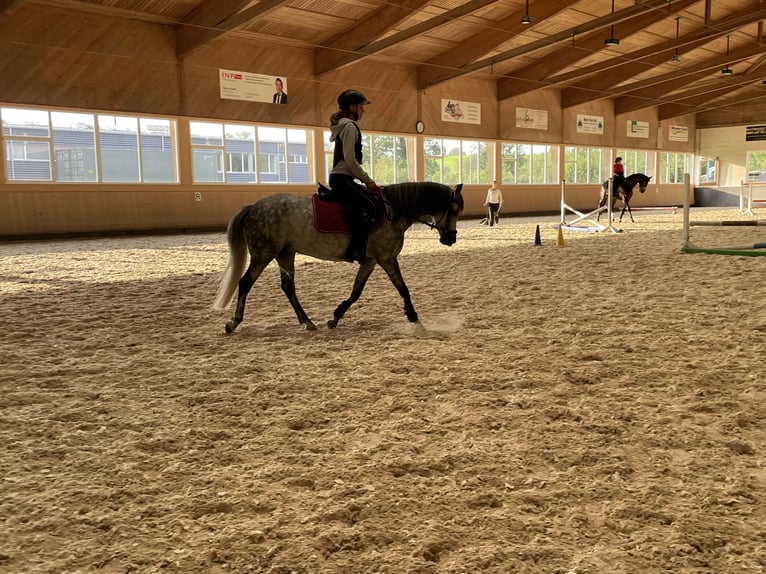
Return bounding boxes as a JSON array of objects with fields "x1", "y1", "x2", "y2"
[
  {"x1": 495, "y1": 0, "x2": 697, "y2": 100},
  {"x1": 613, "y1": 44, "x2": 766, "y2": 114},
  {"x1": 416, "y1": 0, "x2": 578, "y2": 90},
  {"x1": 315, "y1": 0, "x2": 458, "y2": 76},
  {"x1": 549, "y1": 4, "x2": 766, "y2": 89},
  {"x1": 176, "y1": 0, "x2": 289, "y2": 58},
  {"x1": 658, "y1": 78, "x2": 766, "y2": 120},
  {"x1": 0, "y1": 0, "x2": 26, "y2": 15},
  {"x1": 690, "y1": 86, "x2": 766, "y2": 123}
]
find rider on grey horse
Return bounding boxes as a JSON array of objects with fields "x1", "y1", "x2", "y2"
[{"x1": 328, "y1": 89, "x2": 380, "y2": 263}]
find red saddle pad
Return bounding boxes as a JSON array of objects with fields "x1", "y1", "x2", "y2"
[{"x1": 312, "y1": 195, "x2": 384, "y2": 234}]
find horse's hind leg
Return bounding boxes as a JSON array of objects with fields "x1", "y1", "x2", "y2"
[
  {"x1": 226, "y1": 260, "x2": 269, "y2": 334},
  {"x1": 327, "y1": 260, "x2": 376, "y2": 329},
  {"x1": 276, "y1": 252, "x2": 316, "y2": 331},
  {"x1": 596, "y1": 190, "x2": 607, "y2": 222}
]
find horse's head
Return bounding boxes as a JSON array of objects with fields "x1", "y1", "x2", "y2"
[
  {"x1": 383, "y1": 181, "x2": 464, "y2": 243},
  {"x1": 637, "y1": 174, "x2": 651, "y2": 194},
  {"x1": 435, "y1": 183, "x2": 464, "y2": 246}
]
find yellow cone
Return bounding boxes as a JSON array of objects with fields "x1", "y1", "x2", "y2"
[{"x1": 557, "y1": 225, "x2": 565, "y2": 247}]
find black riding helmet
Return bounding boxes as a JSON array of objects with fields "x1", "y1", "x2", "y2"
[{"x1": 337, "y1": 89, "x2": 370, "y2": 111}]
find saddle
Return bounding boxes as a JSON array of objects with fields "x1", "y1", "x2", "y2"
[{"x1": 312, "y1": 183, "x2": 384, "y2": 234}]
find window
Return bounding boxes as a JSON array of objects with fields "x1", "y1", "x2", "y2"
[
  {"x1": 423, "y1": 137, "x2": 488, "y2": 184},
  {"x1": 615, "y1": 148, "x2": 651, "y2": 178},
  {"x1": 746, "y1": 151, "x2": 766, "y2": 182},
  {"x1": 658, "y1": 152, "x2": 691, "y2": 184},
  {"x1": 323, "y1": 130, "x2": 414, "y2": 184},
  {"x1": 52, "y1": 112, "x2": 97, "y2": 182},
  {"x1": 502, "y1": 143, "x2": 557, "y2": 184},
  {"x1": 190, "y1": 122, "x2": 225, "y2": 182},
  {"x1": 2, "y1": 107, "x2": 177, "y2": 183},
  {"x1": 2, "y1": 108, "x2": 52, "y2": 181},
  {"x1": 99, "y1": 115, "x2": 140, "y2": 182},
  {"x1": 259, "y1": 127, "x2": 312, "y2": 183},
  {"x1": 564, "y1": 146, "x2": 604, "y2": 184},
  {"x1": 698, "y1": 156, "x2": 718, "y2": 185},
  {"x1": 191, "y1": 122, "x2": 311, "y2": 184}
]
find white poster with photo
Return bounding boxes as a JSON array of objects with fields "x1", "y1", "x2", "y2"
[
  {"x1": 219, "y1": 69, "x2": 288, "y2": 104},
  {"x1": 516, "y1": 107, "x2": 548, "y2": 130},
  {"x1": 441, "y1": 99, "x2": 481, "y2": 125},
  {"x1": 668, "y1": 125, "x2": 689, "y2": 142},
  {"x1": 627, "y1": 120, "x2": 649, "y2": 138},
  {"x1": 576, "y1": 114, "x2": 604, "y2": 134}
]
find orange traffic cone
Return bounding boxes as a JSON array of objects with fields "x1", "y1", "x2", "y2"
[{"x1": 557, "y1": 225, "x2": 565, "y2": 247}]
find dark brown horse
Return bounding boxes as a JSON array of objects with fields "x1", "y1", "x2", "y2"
[
  {"x1": 213, "y1": 182, "x2": 464, "y2": 333},
  {"x1": 597, "y1": 173, "x2": 652, "y2": 223}
]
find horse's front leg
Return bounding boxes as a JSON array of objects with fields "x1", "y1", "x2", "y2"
[
  {"x1": 277, "y1": 252, "x2": 316, "y2": 331},
  {"x1": 378, "y1": 257, "x2": 418, "y2": 324},
  {"x1": 624, "y1": 199, "x2": 635, "y2": 223},
  {"x1": 327, "y1": 260, "x2": 376, "y2": 329}
]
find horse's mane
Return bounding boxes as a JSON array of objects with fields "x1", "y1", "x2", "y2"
[{"x1": 383, "y1": 182, "x2": 454, "y2": 220}]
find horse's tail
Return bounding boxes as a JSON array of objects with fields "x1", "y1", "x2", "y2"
[{"x1": 212, "y1": 205, "x2": 252, "y2": 310}]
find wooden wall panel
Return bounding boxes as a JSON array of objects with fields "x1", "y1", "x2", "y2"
[
  {"x1": 658, "y1": 114, "x2": 696, "y2": 153},
  {"x1": 614, "y1": 108, "x2": 658, "y2": 149},
  {"x1": 179, "y1": 37, "x2": 320, "y2": 126},
  {"x1": 417, "y1": 77, "x2": 499, "y2": 140},
  {"x1": 499, "y1": 89, "x2": 563, "y2": 143},
  {"x1": 0, "y1": 186, "x2": 315, "y2": 237},
  {"x1": 317, "y1": 63, "x2": 419, "y2": 135},
  {"x1": 0, "y1": 5, "x2": 180, "y2": 114},
  {"x1": 562, "y1": 101, "x2": 615, "y2": 146}
]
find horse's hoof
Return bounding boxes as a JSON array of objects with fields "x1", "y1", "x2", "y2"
[
  {"x1": 303, "y1": 322, "x2": 317, "y2": 331},
  {"x1": 225, "y1": 321, "x2": 237, "y2": 334},
  {"x1": 327, "y1": 319, "x2": 338, "y2": 329}
]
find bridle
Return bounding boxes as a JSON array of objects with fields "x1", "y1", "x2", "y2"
[{"x1": 418, "y1": 190, "x2": 457, "y2": 233}]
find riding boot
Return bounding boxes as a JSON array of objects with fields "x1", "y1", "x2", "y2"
[
  {"x1": 345, "y1": 217, "x2": 372, "y2": 263},
  {"x1": 345, "y1": 233, "x2": 367, "y2": 263}
]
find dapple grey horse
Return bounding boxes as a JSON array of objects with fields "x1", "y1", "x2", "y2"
[{"x1": 213, "y1": 182, "x2": 464, "y2": 333}]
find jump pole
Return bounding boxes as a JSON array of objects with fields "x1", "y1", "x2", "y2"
[
  {"x1": 557, "y1": 180, "x2": 608, "y2": 232},
  {"x1": 690, "y1": 220, "x2": 766, "y2": 226},
  {"x1": 683, "y1": 245, "x2": 766, "y2": 256},
  {"x1": 603, "y1": 178, "x2": 621, "y2": 234},
  {"x1": 683, "y1": 173, "x2": 766, "y2": 255},
  {"x1": 629, "y1": 206, "x2": 679, "y2": 214},
  {"x1": 739, "y1": 181, "x2": 766, "y2": 215}
]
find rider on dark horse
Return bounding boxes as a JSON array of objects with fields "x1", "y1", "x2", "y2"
[
  {"x1": 611, "y1": 156, "x2": 627, "y2": 191},
  {"x1": 329, "y1": 89, "x2": 380, "y2": 263}
]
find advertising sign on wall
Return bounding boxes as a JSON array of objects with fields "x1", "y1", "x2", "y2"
[
  {"x1": 576, "y1": 114, "x2": 604, "y2": 134},
  {"x1": 627, "y1": 120, "x2": 649, "y2": 138},
  {"x1": 516, "y1": 107, "x2": 548, "y2": 130},
  {"x1": 745, "y1": 125, "x2": 766, "y2": 141},
  {"x1": 668, "y1": 125, "x2": 689, "y2": 142},
  {"x1": 219, "y1": 69, "x2": 288, "y2": 104},
  {"x1": 441, "y1": 99, "x2": 481, "y2": 125}
]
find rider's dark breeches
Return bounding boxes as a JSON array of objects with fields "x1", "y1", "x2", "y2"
[{"x1": 329, "y1": 174, "x2": 376, "y2": 231}]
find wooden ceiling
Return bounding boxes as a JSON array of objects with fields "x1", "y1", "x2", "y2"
[{"x1": 7, "y1": 0, "x2": 766, "y2": 120}]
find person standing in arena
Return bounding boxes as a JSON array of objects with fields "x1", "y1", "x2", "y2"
[{"x1": 484, "y1": 180, "x2": 503, "y2": 226}]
